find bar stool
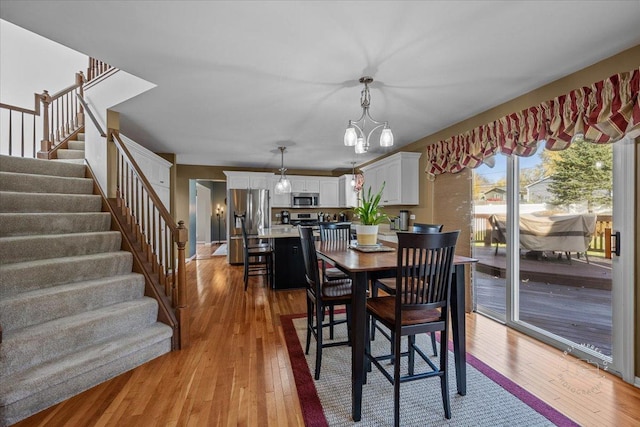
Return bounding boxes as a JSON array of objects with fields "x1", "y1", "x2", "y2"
[{"x1": 240, "y1": 217, "x2": 274, "y2": 290}]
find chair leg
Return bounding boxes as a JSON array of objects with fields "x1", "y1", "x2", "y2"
[
  {"x1": 370, "y1": 283, "x2": 378, "y2": 340},
  {"x1": 393, "y1": 331, "x2": 402, "y2": 427},
  {"x1": 430, "y1": 332, "x2": 438, "y2": 356},
  {"x1": 408, "y1": 335, "x2": 416, "y2": 376},
  {"x1": 244, "y1": 255, "x2": 250, "y2": 291},
  {"x1": 315, "y1": 301, "x2": 323, "y2": 380},
  {"x1": 305, "y1": 299, "x2": 313, "y2": 355},
  {"x1": 329, "y1": 306, "x2": 335, "y2": 340},
  {"x1": 440, "y1": 330, "x2": 451, "y2": 419},
  {"x1": 390, "y1": 331, "x2": 395, "y2": 364}
]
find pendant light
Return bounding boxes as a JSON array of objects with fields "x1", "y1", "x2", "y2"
[{"x1": 274, "y1": 146, "x2": 291, "y2": 194}]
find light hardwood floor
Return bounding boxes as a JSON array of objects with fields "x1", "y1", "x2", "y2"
[{"x1": 15, "y1": 255, "x2": 640, "y2": 426}]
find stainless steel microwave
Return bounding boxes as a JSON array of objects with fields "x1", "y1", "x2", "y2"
[{"x1": 291, "y1": 192, "x2": 320, "y2": 208}]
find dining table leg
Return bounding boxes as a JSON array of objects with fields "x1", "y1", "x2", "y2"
[
  {"x1": 450, "y1": 263, "x2": 467, "y2": 395},
  {"x1": 350, "y1": 271, "x2": 368, "y2": 422}
]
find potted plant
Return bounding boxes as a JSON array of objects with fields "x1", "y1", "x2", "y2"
[{"x1": 353, "y1": 182, "x2": 387, "y2": 245}]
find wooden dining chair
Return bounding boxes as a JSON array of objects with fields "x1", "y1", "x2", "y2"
[
  {"x1": 298, "y1": 226, "x2": 352, "y2": 380},
  {"x1": 318, "y1": 222, "x2": 352, "y2": 339},
  {"x1": 240, "y1": 216, "x2": 274, "y2": 291},
  {"x1": 365, "y1": 231, "x2": 460, "y2": 426},
  {"x1": 370, "y1": 223, "x2": 443, "y2": 355},
  {"x1": 318, "y1": 222, "x2": 352, "y2": 282}
]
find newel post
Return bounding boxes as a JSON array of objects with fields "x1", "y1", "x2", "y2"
[
  {"x1": 37, "y1": 90, "x2": 52, "y2": 159},
  {"x1": 175, "y1": 220, "x2": 190, "y2": 348},
  {"x1": 76, "y1": 72, "x2": 86, "y2": 127}
]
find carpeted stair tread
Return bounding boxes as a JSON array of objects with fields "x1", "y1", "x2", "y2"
[
  {"x1": 0, "y1": 152, "x2": 173, "y2": 425},
  {"x1": 0, "y1": 231, "x2": 122, "y2": 265},
  {"x1": 0, "y1": 171, "x2": 94, "y2": 194},
  {"x1": 0, "y1": 251, "x2": 134, "y2": 298},
  {"x1": 56, "y1": 149, "x2": 85, "y2": 159},
  {"x1": 68, "y1": 140, "x2": 85, "y2": 150},
  {"x1": 0, "y1": 298, "x2": 160, "y2": 378},
  {"x1": 0, "y1": 191, "x2": 102, "y2": 213},
  {"x1": 0, "y1": 212, "x2": 111, "y2": 237},
  {"x1": 75, "y1": 133, "x2": 85, "y2": 141},
  {"x1": 0, "y1": 273, "x2": 145, "y2": 333},
  {"x1": 0, "y1": 323, "x2": 172, "y2": 426},
  {"x1": 0, "y1": 154, "x2": 85, "y2": 178},
  {"x1": 52, "y1": 158, "x2": 85, "y2": 165}
]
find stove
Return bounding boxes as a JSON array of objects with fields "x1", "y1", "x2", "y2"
[{"x1": 289, "y1": 212, "x2": 319, "y2": 226}]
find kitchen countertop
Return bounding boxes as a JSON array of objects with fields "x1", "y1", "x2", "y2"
[{"x1": 258, "y1": 226, "x2": 300, "y2": 239}]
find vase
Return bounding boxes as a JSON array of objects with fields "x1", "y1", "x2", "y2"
[{"x1": 355, "y1": 224, "x2": 379, "y2": 246}]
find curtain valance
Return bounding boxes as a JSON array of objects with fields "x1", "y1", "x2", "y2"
[{"x1": 425, "y1": 68, "x2": 639, "y2": 176}]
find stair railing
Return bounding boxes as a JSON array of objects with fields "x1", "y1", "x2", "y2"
[
  {"x1": 108, "y1": 130, "x2": 189, "y2": 349},
  {"x1": 1, "y1": 58, "x2": 115, "y2": 159}
]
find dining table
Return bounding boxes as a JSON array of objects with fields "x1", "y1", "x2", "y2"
[{"x1": 315, "y1": 240, "x2": 478, "y2": 422}]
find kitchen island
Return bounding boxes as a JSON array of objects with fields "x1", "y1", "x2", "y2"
[{"x1": 258, "y1": 226, "x2": 309, "y2": 290}]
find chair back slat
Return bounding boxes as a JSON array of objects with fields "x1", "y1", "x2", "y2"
[
  {"x1": 318, "y1": 222, "x2": 351, "y2": 242},
  {"x1": 395, "y1": 231, "x2": 459, "y2": 311},
  {"x1": 298, "y1": 226, "x2": 321, "y2": 295}
]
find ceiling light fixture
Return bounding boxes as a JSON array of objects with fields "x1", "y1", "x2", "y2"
[
  {"x1": 274, "y1": 146, "x2": 291, "y2": 194},
  {"x1": 344, "y1": 76, "x2": 393, "y2": 154}
]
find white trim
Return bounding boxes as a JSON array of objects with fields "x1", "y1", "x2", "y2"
[{"x1": 611, "y1": 136, "x2": 635, "y2": 383}]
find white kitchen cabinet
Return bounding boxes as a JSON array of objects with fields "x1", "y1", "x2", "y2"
[
  {"x1": 318, "y1": 178, "x2": 339, "y2": 207},
  {"x1": 270, "y1": 177, "x2": 292, "y2": 207},
  {"x1": 290, "y1": 176, "x2": 320, "y2": 193},
  {"x1": 223, "y1": 171, "x2": 272, "y2": 190},
  {"x1": 360, "y1": 152, "x2": 421, "y2": 205},
  {"x1": 338, "y1": 175, "x2": 359, "y2": 208}
]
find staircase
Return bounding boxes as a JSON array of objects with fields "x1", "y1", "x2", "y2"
[
  {"x1": 54, "y1": 131, "x2": 86, "y2": 163},
  {"x1": 0, "y1": 154, "x2": 173, "y2": 426}
]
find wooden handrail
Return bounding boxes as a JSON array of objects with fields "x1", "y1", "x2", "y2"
[
  {"x1": 76, "y1": 94, "x2": 106, "y2": 137},
  {"x1": 109, "y1": 129, "x2": 189, "y2": 349},
  {"x1": 1, "y1": 57, "x2": 114, "y2": 159}
]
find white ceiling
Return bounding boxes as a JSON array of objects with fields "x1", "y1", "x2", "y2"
[{"x1": 2, "y1": 1, "x2": 639, "y2": 172}]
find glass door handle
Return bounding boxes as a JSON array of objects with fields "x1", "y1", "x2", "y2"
[{"x1": 611, "y1": 230, "x2": 621, "y2": 256}]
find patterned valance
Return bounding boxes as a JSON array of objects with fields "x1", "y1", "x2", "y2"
[{"x1": 426, "y1": 68, "x2": 640, "y2": 176}]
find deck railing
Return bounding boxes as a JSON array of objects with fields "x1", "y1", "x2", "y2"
[
  {"x1": 473, "y1": 212, "x2": 612, "y2": 253},
  {"x1": 109, "y1": 130, "x2": 189, "y2": 349}
]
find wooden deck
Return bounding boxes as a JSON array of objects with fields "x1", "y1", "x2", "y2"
[
  {"x1": 473, "y1": 245, "x2": 612, "y2": 355},
  {"x1": 474, "y1": 244, "x2": 612, "y2": 289}
]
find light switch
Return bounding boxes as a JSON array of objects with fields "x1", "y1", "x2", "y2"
[{"x1": 410, "y1": 214, "x2": 416, "y2": 220}]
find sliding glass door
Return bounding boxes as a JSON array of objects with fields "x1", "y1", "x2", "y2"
[{"x1": 472, "y1": 138, "x2": 634, "y2": 379}]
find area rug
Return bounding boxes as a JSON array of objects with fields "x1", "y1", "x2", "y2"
[
  {"x1": 212, "y1": 243, "x2": 227, "y2": 256},
  {"x1": 281, "y1": 313, "x2": 579, "y2": 427}
]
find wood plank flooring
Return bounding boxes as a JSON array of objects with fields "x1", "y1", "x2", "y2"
[{"x1": 14, "y1": 255, "x2": 640, "y2": 426}]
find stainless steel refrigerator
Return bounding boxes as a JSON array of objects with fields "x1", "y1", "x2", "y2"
[{"x1": 227, "y1": 188, "x2": 270, "y2": 264}]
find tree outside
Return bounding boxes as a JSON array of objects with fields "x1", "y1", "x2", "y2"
[{"x1": 547, "y1": 141, "x2": 613, "y2": 212}]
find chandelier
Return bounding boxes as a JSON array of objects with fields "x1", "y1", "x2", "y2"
[
  {"x1": 274, "y1": 146, "x2": 291, "y2": 194},
  {"x1": 343, "y1": 76, "x2": 394, "y2": 154}
]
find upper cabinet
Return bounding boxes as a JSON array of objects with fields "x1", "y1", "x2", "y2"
[
  {"x1": 338, "y1": 175, "x2": 359, "y2": 208},
  {"x1": 360, "y1": 152, "x2": 421, "y2": 205},
  {"x1": 289, "y1": 176, "x2": 320, "y2": 193},
  {"x1": 270, "y1": 177, "x2": 291, "y2": 208},
  {"x1": 224, "y1": 171, "x2": 272, "y2": 190},
  {"x1": 318, "y1": 178, "x2": 339, "y2": 207}
]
